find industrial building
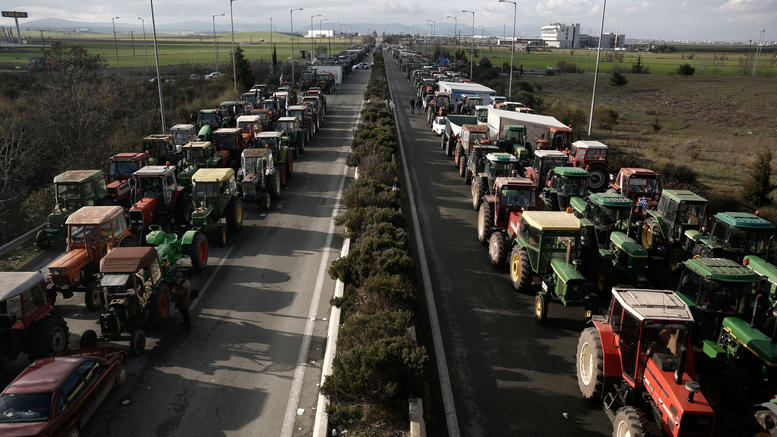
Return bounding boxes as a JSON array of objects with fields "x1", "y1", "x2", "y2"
[
  {"x1": 540, "y1": 23, "x2": 580, "y2": 48},
  {"x1": 305, "y1": 29, "x2": 334, "y2": 38}
]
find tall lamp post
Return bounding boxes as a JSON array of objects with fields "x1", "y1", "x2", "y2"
[
  {"x1": 446, "y1": 15, "x2": 456, "y2": 70},
  {"x1": 111, "y1": 17, "x2": 120, "y2": 73},
  {"x1": 587, "y1": 0, "x2": 607, "y2": 137},
  {"x1": 211, "y1": 13, "x2": 225, "y2": 73},
  {"x1": 290, "y1": 8, "x2": 303, "y2": 84},
  {"x1": 427, "y1": 19, "x2": 435, "y2": 54},
  {"x1": 228, "y1": 0, "x2": 237, "y2": 94},
  {"x1": 462, "y1": 10, "x2": 474, "y2": 79},
  {"x1": 149, "y1": 0, "x2": 165, "y2": 132},
  {"x1": 320, "y1": 18, "x2": 328, "y2": 58},
  {"x1": 498, "y1": 0, "x2": 516, "y2": 98},
  {"x1": 310, "y1": 14, "x2": 321, "y2": 62},
  {"x1": 138, "y1": 17, "x2": 149, "y2": 73},
  {"x1": 753, "y1": 29, "x2": 766, "y2": 77}
]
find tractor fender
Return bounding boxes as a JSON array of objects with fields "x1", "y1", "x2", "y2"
[
  {"x1": 696, "y1": 236, "x2": 723, "y2": 250},
  {"x1": 684, "y1": 229, "x2": 702, "y2": 242},
  {"x1": 644, "y1": 210, "x2": 669, "y2": 241},
  {"x1": 181, "y1": 230, "x2": 200, "y2": 246},
  {"x1": 569, "y1": 196, "x2": 586, "y2": 216},
  {"x1": 591, "y1": 320, "x2": 622, "y2": 377},
  {"x1": 507, "y1": 211, "x2": 523, "y2": 239},
  {"x1": 198, "y1": 124, "x2": 212, "y2": 140}
]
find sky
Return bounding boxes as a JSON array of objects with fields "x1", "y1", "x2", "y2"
[{"x1": 4, "y1": 0, "x2": 776, "y2": 41}]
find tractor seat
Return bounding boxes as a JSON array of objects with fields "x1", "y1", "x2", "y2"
[{"x1": 651, "y1": 352, "x2": 678, "y2": 371}]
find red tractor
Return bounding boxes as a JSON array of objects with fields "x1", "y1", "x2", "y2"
[
  {"x1": 427, "y1": 91, "x2": 452, "y2": 126},
  {"x1": 576, "y1": 288, "x2": 715, "y2": 437},
  {"x1": 475, "y1": 177, "x2": 537, "y2": 267},
  {"x1": 106, "y1": 153, "x2": 148, "y2": 205},
  {"x1": 566, "y1": 140, "x2": 608, "y2": 192},
  {"x1": 128, "y1": 165, "x2": 190, "y2": 237},
  {"x1": 609, "y1": 168, "x2": 662, "y2": 210}
]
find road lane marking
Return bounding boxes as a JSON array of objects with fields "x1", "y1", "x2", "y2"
[{"x1": 190, "y1": 245, "x2": 234, "y2": 311}]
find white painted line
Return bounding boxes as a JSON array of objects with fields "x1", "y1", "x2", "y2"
[
  {"x1": 385, "y1": 51, "x2": 461, "y2": 437},
  {"x1": 190, "y1": 245, "x2": 235, "y2": 311}
]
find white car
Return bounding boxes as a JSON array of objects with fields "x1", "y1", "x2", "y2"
[
  {"x1": 432, "y1": 116, "x2": 446, "y2": 136},
  {"x1": 205, "y1": 71, "x2": 223, "y2": 80}
]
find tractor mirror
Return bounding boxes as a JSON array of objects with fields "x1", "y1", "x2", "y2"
[
  {"x1": 609, "y1": 173, "x2": 615, "y2": 182},
  {"x1": 128, "y1": 178, "x2": 137, "y2": 188}
]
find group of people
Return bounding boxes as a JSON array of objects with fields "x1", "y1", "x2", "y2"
[{"x1": 408, "y1": 97, "x2": 422, "y2": 114}]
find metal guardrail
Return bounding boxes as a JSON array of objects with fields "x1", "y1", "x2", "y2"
[{"x1": 0, "y1": 223, "x2": 45, "y2": 258}]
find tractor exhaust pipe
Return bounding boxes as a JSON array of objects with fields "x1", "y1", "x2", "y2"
[{"x1": 674, "y1": 344, "x2": 686, "y2": 385}]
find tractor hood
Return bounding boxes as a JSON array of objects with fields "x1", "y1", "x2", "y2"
[
  {"x1": 0, "y1": 421, "x2": 49, "y2": 436},
  {"x1": 550, "y1": 258, "x2": 585, "y2": 283},
  {"x1": 722, "y1": 316, "x2": 777, "y2": 365},
  {"x1": 198, "y1": 124, "x2": 212, "y2": 140},
  {"x1": 192, "y1": 205, "x2": 214, "y2": 227},
  {"x1": 47, "y1": 210, "x2": 69, "y2": 229},
  {"x1": 130, "y1": 197, "x2": 159, "y2": 228},
  {"x1": 49, "y1": 248, "x2": 89, "y2": 285},
  {"x1": 610, "y1": 232, "x2": 648, "y2": 259}
]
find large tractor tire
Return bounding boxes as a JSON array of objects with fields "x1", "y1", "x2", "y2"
[
  {"x1": 189, "y1": 232, "x2": 208, "y2": 272},
  {"x1": 80, "y1": 329, "x2": 98, "y2": 348},
  {"x1": 640, "y1": 217, "x2": 661, "y2": 250},
  {"x1": 612, "y1": 406, "x2": 648, "y2": 437},
  {"x1": 445, "y1": 138, "x2": 452, "y2": 156},
  {"x1": 477, "y1": 202, "x2": 494, "y2": 243},
  {"x1": 287, "y1": 154, "x2": 294, "y2": 178},
  {"x1": 471, "y1": 178, "x2": 486, "y2": 210},
  {"x1": 269, "y1": 171, "x2": 281, "y2": 201},
  {"x1": 488, "y1": 232, "x2": 508, "y2": 268},
  {"x1": 576, "y1": 327, "x2": 604, "y2": 400},
  {"x1": 130, "y1": 329, "x2": 146, "y2": 356},
  {"x1": 84, "y1": 283, "x2": 104, "y2": 311},
  {"x1": 440, "y1": 135, "x2": 446, "y2": 151},
  {"x1": 535, "y1": 293, "x2": 549, "y2": 323},
  {"x1": 35, "y1": 230, "x2": 51, "y2": 249},
  {"x1": 279, "y1": 165, "x2": 287, "y2": 188},
  {"x1": 226, "y1": 199, "x2": 243, "y2": 232},
  {"x1": 509, "y1": 246, "x2": 533, "y2": 293},
  {"x1": 27, "y1": 313, "x2": 69, "y2": 360},
  {"x1": 459, "y1": 159, "x2": 466, "y2": 178},
  {"x1": 692, "y1": 244, "x2": 713, "y2": 259},
  {"x1": 588, "y1": 167, "x2": 608, "y2": 192},
  {"x1": 215, "y1": 226, "x2": 228, "y2": 248},
  {"x1": 150, "y1": 284, "x2": 171, "y2": 326}
]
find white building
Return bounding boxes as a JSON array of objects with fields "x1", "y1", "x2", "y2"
[
  {"x1": 305, "y1": 29, "x2": 334, "y2": 38},
  {"x1": 540, "y1": 23, "x2": 580, "y2": 48}
]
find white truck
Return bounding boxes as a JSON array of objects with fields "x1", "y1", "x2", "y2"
[
  {"x1": 486, "y1": 107, "x2": 573, "y2": 151},
  {"x1": 437, "y1": 81, "x2": 496, "y2": 112},
  {"x1": 310, "y1": 65, "x2": 343, "y2": 84}
]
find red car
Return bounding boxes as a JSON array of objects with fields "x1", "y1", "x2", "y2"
[{"x1": 0, "y1": 347, "x2": 126, "y2": 437}]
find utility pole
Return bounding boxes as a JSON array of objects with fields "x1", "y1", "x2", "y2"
[
  {"x1": 149, "y1": 0, "x2": 166, "y2": 132},
  {"x1": 311, "y1": 14, "x2": 321, "y2": 62},
  {"x1": 447, "y1": 16, "x2": 457, "y2": 70},
  {"x1": 753, "y1": 29, "x2": 766, "y2": 77},
  {"x1": 130, "y1": 31, "x2": 135, "y2": 55},
  {"x1": 462, "y1": 10, "x2": 475, "y2": 79},
  {"x1": 587, "y1": 0, "x2": 607, "y2": 137},
  {"x1": 290, "y1": 8, "x2": 303, "y2": 84},
  {"x1": 111, "y1": 17, "x2": 120, "y2": 73},
  {"x1": 212, "y1": 13, "x2": 225, "y2": 73},
  {"x1": 499, "y1": 0, "x2": 517, "y2": 99},
  {"x1": 138, "y1": 17, "x2": 149, "y2": 73},
  {"x1": 229, "y1": 0, "x2": 237, "y2": 94}
]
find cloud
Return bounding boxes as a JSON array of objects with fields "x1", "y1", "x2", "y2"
[{"x1": 719, "y1": 0, "x2": 777, "y2": 12}]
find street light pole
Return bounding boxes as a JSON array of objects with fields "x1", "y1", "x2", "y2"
[
  {"x1": 499, "y1": 0, "x2": 517, "y2": 98},
  {"x1": 138, "y1": 18, "x2": 149, "y2": 73},
  {"x1": 447, "y1": 16, "x2": 457, "y2": 70},
  {"x1": 212, "y1": 13, "x2": 225, "y2": 73},
  {"x1": 462, "y1": 10, "x2": 474, "y2": 79},
  {"x1": 310, "y1": 14, "x2": 321, "y2": 62},
  {"x1": 229, "y1": 0, "x2": 237, "y2": 94},
  {"x1": 320, "y1": 18, "x2": 328, "y2": 58},
  {"x1": 587, "y1": 0, "x2": 607, "y2": 137},
  {"x1": 149, "y1": 0, "x2": 165, "y2": 132},
  {"x1": 427, "y1": 20, "x2": 435, "y2": 55},
  {"x1": 290, "y1": 8, "x2": 303, "y2": 85},
  {"x1": 270, "y1": 17, "x2": 273, "y2": 46},
  {"x1": 753, "y1": 29, "x2": 766, "y2": 77},
  {"x1": 111, "y1": 17, "x2": 120, "y2": 73}
]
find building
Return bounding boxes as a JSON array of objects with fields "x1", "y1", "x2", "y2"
[
  {"x1": 305, "y1": 29, "x2": 334, "y2": 38},
  {"x1": 579, "y1": 32, "x2": 626, "y2": 49},
  {"x1": 540, "y1": 23, "x2": 580, "y2": 48}
]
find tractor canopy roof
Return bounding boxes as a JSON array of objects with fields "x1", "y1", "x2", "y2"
[
  {"x1": 237, "y1": 115, "x2": 261, "y2": 123},
  {"x1": 199, "y1": 108, "x2": 220, "y2": 114},
  {"x1": 589, "y1": 192, "x2": 633, "y2": 208},
  {"x1": 66, "y1": 205, "x2": 124, "y2": 225},
  {"x1": 133, "y1": 165, "x2": 177, "y2": 177},
  {"x1": 522, "y1": 211, "x2": 580, "y2": 231},
  {"x1": 533, "y1": 150, "x2": 567, "y2": 158},
  {"x1": 683, "y1": 257, "x2": 762, "y2": 283},
  {"x1": 242, "y1": 148, "x2": 270, "y2": 158},
  {"x1": 278, "y1": 117, "x2": 297, "y2": 123},
  {"x1": 100, "y1": 247, "x2": 158, "y2": 273},
  {"x1": 213, "y1": 128, "x2": 241, "y2": 135},
  {"x1": 572, "y1": 140, "x2": 608, "y2": 150},
  {"x1": 170, "y1": 124, "x2": 195, "y2": 132},
  {"x1": 495, "y1": 176, "x2": 534, "y2": 190},
  {"x1": 288, "y1": 105, "x2": 306, "y2": 111},
  {"x1": 143, "y1": 134, "x2": 173, "y2": 142},
  {"x1": 661, "y1": 189, "x2": 708, "y2": 204},
  {"x1": 220, "y1": 100, "x2": 238, "y2": 106},
  {"x1": 620, "y1": 168, "x2": 658, "y2": 178},
  {"x1": 554, "y1": 166, "x2": 590, "y2": 177},
  {"x1": 257, "y1": 131, "x2": 283, "y2": 139},
  {"x1": 463, "y1": 124, "x2": 489, "y2": 133},
  {"x1": 486, "y1": 152, "x2": 519, "y2": 163},
  {"x1": 721, "y1": 316, "x2": 777, "y2": 365},
  {"x1": 744, "y1": 255, "x2": 777, "y2": 286},
  {"x1": 612, "y1": 288, "x2": 693, "y2": 322},
  {"x1": 0, "y1": 272, "x2": 45, "y2": 302},
  {"x1": 714, "y1": 212, "x2": 775, "y2": 229},
  {"x1": 192, "y1": 168, "x2": 235, "y2": 183},
  {"x1": 182, "y1": 141, "x2": 212, "y2": 150},
  {"x1": 54, "y1": 170, "x2": 104, "y2": 184},
  {"x1": 111, "y1": 152, "x2": 146, "y2": 162}
]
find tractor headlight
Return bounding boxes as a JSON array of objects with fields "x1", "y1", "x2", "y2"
[{"x1": 49, "y1": 268, "x2": 68, "y2": 277}]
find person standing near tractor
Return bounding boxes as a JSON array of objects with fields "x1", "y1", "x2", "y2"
[
  {"x1": 416, "y1": 99, "x2": 422, "y2": 113},
  {"x1": 409, "y1": 97, "x2": 415, "y2": 114},
  {"x1": 173, "y1": 271, "x2": 192, "y2": 328}
]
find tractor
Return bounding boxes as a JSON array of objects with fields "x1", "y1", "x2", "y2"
[
  {"x1": 106, "y1": 153, "x2": 148, "y2": 206},
  {"x1": 539, "y1": 166, "x2": 590, "y2": 211},
  {"x1": 744, "y1": 255, "x2": 777, "y2": 308},
  {"x1": 87, "y1": 228, "x2": 207, "y2": 355},
  {"x1": 46, "y1": 206, "x2": 131, "y2": 310},
  {"x1": 190, "y1": 168, "x2": 243, "y2": 247},
  {"x1": 128, "y1": 165, "x2": 190, "y2": 237},
  {"x1": 238, "y1": 147, "x2": 281, "y2": 210},
  {"x1": 36, "y1": 170, "x2": 111, "y2": 249},
  {"x1": 475, "y1": 177, "x2": 536, "y2": 266},
  {"x1": 170, "y1": 124, "x2": 197, "y2": 148},
  {"x1": 237, "y1": 115, "x2": 264, "y2": 148},
  {"x1": 427, "y1": 91, "x2": 452, "y2": 125},
  {"x1": 303, "y1": 94, "x2": 325, "y2": 121},
  {"x1": 196, "y1": 109, "x2": 226, "y2": 140},
  {"x1": 299, "y1": 69, "x2": 318, "y2": 91},
  {"x1": 463, "y1": 143, "x2": 501, "y2": 186},
  {"x1": 276, "y1": 116, "x2": 307, "y2": 157},
  {"x1": 256, "y1": 131, "x2": 294, "y2": 187},
  {"x1": 0, "y1": 272, "x2": 69, "y2": 365},
  {"x1": 576, "y1": 287, "x2": 716, "y2": 437},
  {"x1": 178, "y1": 141, "x2": 225, "y2": 189},
  {"x1": 287, "y1": 105, "x2": 315, "y2": 140},
  {"x1": 218, "y1": 101, "x2": 243, "y2": 127},
  {"x1": 686, "y1": 212, "x2": 775, "y2": 263},
  {"x1": 259, "y1": 99, "x2": 280, "y2": 125},
  {"x1": 302, "y1": 100, "x2": 322, "y2": 132},
  {"x1": 640, "y1": 189, "x2": 708, "y2": 253},
  {"x1": 506, "y1": 210, "x2": 590, "y2": 322},
  {"x1": 525, "y1": 150, "x2": 569, "y2": 197},
  {"x1": 609, "y1": 168, "x2": 662, "y2": 210},
  {"x1": 454, "y1": 124, "x2": 490, "y2": 171},
  {"x1": 494, "y1": 125, "x2": 531, "y2": 167},
  {"x1": 211, "y1": 128, "x2": 247, "y2": 171},
  {"x1": 471, "y1": 152, "x2": 521, "y2": 210},
  {"x1": 566, "y1": 140, "x2": 608, "y2": 192},
  {"x1": 143, "y1": 134, "x2": 180, "y2": 166}
]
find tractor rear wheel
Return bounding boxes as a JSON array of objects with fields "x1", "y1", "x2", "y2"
[
  {"x1": 509, "y1": 246, "x2": 533, "y2": 293},
  {"x1": 472, "y1": 178, "x2": 486, "y2": 210},
  {"x1": 269, "y1": 171, "x2": 281, "y2": 201},
  {"x1": 216, "y1": 226, "x2": 228, "y2": 247},
  {"x1": 79, "y1": 329, "x2": 98, "y2": 348},
  {"x1": 612, "y1": 406, "x2": 648, "y2": 437},
  {"x1": 440, "y1": 135, "x2": 446, "y2": 151},
  {"x1": 279, "y1": 165, "x2": 287, "y2": 187},
  {"x1": 459, "y1": 159, "x2": 466, "y2": 178},
  {"x1": 27, "y1": 313, "x2": 69, "y2": 360},
  {"x1": 226, "y1": 199, "x2": 243, "y2": 232},
  {"x1": 35, "y1": 230, "x2": 51, "y2": 249},
  {"x1": 287, "y1": 154, "x2": 294, "y2": 177},
  {"x1": 477, "y1": 202, "x2": 494, "y2": 243},
  {"x1": 445, "y1": 139, "x2": 452, "y2": 156},
  {"x1": 488, "y1": 232, "x2": 508, "y2": 268},
  {"x1": 84, "y1": 284, "x2": 104, "y2": 311},
  {"x1": 576, "y1": 327, "x2": 604, "y2": 400},
  {"x1": 588, "y1": 167, "x2": 608, "y2": 192},
  {"x1": 130, "y1": 329, "x2": 146, "y2": 356},
  {"x1": 641, "y1": 217, "x2": 660, "y2": 250},
  {"x1": 535, "y1": 293, "x2": 549, "y2": 323},
  {"x1": 150, "y1": 284, "x2": 171, "y2": 326},
  {"x1": 189, "y1": 232, "x2": 208, "y2": 272}
]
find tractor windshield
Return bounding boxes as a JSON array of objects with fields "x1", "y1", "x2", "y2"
[
  {"x1": 578, "y1": 148, "x2": 606, "y2": 161},
  {"x1": 550, "y1": 131, "x2": 572, "y2": 149},
  {"x1": 110, "y1": 161, "x2": 140, "y2": 179},
  {"x1": 628, "y1": 177, "x2": 658, "y2": 194},
  {"x1": 0, "y1": 393, "x2": 52, "y2": 423},
  {"x1": 242, "y1": 157, "x2": 258, "y2": 175},
  {"x1": 476, "y1": 108, "x2": 488, "y2": 123},
  {"x1": 594, "y1": 205, "x2": 631, "y2": 230},
  {"x1": 193, "y1": 181, "x2": 220, "y2": 199},
  {"x1": 172, "y1": 131, "x2": 191, "y2": 146},
  {"x1": 277, "y1": 121, "x2": 294, "y2": 132},
  {"x1": 677, "y1": 201, "x2": 706, "y2": 226},
  {"x1": 492, "y1": 161, "x2": 520, "y2": 177},
  {"x1": 698, "y1": 280, "x2": 753, "y2": 315},
  {"x1": 258, "y1": 139, "x2": 279, "y2": 150},
  {"x1": 539, "y1": 232, "x2": 579, "y2": 270},
  {"x1": 501, "y1": 187, "x2": 533, "y2": 208},
  {"x1": 55, "y1": 184, "x2": 82, "y2": 208},
  {"x1": 263, "y1": 101, "x2": 275, "y2": 110},
  {"x1": 69, "y1": 224, "x2": 98, "y2": 244},
  {"x1": 640, "y1": 322, "x2": 688, "y2": 360},
  {"x1": 184, "y1": 148, "x2": 207, "y2": 166},
  {"x1": 727, "y1": 227, "x2": 770, "y2": 253},
  {"x1": 238, "y1": 122, "x2": 254, "y2": 133},
  {"x1": 505, "y1": 129, "x2": 525, "y2": 144},
  {"x1": 212, "y1": 135, "x2": 236, "y2": 150},
  {"x1": 199, "y1": 113, "x2": 219, "y2": 126},
  {"x1": 138, "y1": 177, "x2": 163, "y2": 198},
  {"x1": 555, "y1": 175, "x2": 588, "y2": 196},
  {"x1": 469, "y1": 132, "x2": 487, "y2": 144}
]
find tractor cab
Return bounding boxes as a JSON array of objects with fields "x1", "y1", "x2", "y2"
[
  {"x1": 178, "y1": 142, "x2": 223, "y2": 189},
  {"x1": 611, "y1": 168, "x2": 662, "y2": 209},
  {"x1": 526, "y1": 150, "x2": 568, "y2": 190},
  {"x1": 128, "y1": 165, "x2": 187, "y2": 235},
  {"x1": 434, "y1": 92, "x2": 451, "y2": 116},
  {"x1": 256, "y1": 131, "x2": 286, "y2": 154},
  {"x1": 499, "y1": 125, "x2": 530, "y2": 166},
  {"x1": 219, "y1": 101, "x2": 243, "y2": 127},
  {"x1": 170, "y1": 124, "x2": 197, "y2": 148},
  {"x1": 240, "y1": 91, "x2": 261, "y2": 107},
  {"x1": 687, "y1": 212, "x2": 775, "y2": 262},
  {"x1": 237, "y1": 115, "x2": 263, "y2": 147},
  {"x1": 461, "y1": 95, "x2": 483, "y2": 114},
  {"x1": 239, "y1": 148, "x2": 275, "y2": 206},
  {"x1": 474, "y1": 105, "x2": 489, "y2": 124},
  {"x1": 460, "y1": 125, "x2": 490, "y2": 156},
  {"x1": 479, "y1": 177, "x2": 537, "y2": 244},
  {"x1": 190, "y1": 168, "x2": 242, "y2": 246},
  {"x1": 641, "y1": 189, "x2": 708, "y2": 251},
  {"x1": 483, "y1": 153, "x2": 521, "y2": 187},
  {"x1": 143, "y1": 134, "x2": 179, "y2": 166},
  {"x1": 196, "y1": 109, "x2": 225, "y2": 140},
  {"x1": 573, "y1": 192, "x2": 634, "y2": 248},
  {"x1": 211, "y1": 128, "x2": 244, "y2": 170},
  {"x1": 261, "y1": 99, "x2": 279, "y2": 122},
  {"x1": 541, "y1": 166, "x2": 590, "y2": 211},
  {"x1": 568, "y1": 140, "x2": 608, "y2": 192},
  {"x1": 107, "y1": 154, "x2": 148, "y2": 205},
  {"x1": 547, "y1": 126, "x2": 573, "y2": 150}
]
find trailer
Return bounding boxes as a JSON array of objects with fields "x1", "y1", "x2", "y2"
[
  {"x1": 486, "y1": 107, "x2": 573, "y2": 151},
  {"x1": 437, "y1": 81, "x2": 496, "y2": 111},
  {"x1": 310, "y1": 65, "x2": 343, "y2": 84},
  {"x1": 441, "y1": 114, "x2": 477, "y2": 156}
]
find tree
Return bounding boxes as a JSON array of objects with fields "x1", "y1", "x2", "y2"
[
  {"x1": 743, "y1": 149, "x2": 773, "y2": 206},
  {"x1": 478, "y1": 57, "x2": 492, "y2": 68},
  {"x1": 609, "y1": 70, "x2": 628, "y2": 87},
  {"x1": 677, "y1": 63, "x2": 695, "y2": 77},
  {"x1": 631, "y1": 55, "x2": 648, "y2": 74},
  {"x1": 232, "y1": 46, "x2": 254, "y2": 90}
]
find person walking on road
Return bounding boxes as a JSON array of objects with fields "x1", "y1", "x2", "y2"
[
  {"x1": 409, "y1": 97, "x2": 415, "y2": 114},
  {"x1": 416, "y1": 98, "x2": 422, "y2": 113},
  {"x1": 173, "y1": 271, "x2": 193, "y2": 328}
]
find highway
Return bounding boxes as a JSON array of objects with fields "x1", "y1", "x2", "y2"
[
  {"x1": 384, "y1": 49, "x2": 612, "y2": 436},
  {"x1": 17, "y1": 59, "x2": 370, "y2": 436}
]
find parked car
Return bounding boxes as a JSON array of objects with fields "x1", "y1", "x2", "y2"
[
  {"x1": 189, "y1": 74, "x2": 203, "y2": 80},
  {"x1": 432, "y1": 116, "x2": 447, "y2": 136},
  {"x1": 205, "y1": 72, "x2": 223, "y2": 80},
  {"x1": 352, "y1": 63, "x2": 370, "y2": 70},
  {"x1": 0, "y1": 347, "x2": 126, "y2": 437}
]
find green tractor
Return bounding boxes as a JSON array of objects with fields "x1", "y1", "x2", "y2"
[
  {"x1": 494, "y1": 125, "x2": 531, "y2": 167},
  {"x1": 539, "y1": 166, "x2": 590, "y2": 211},
  {"x1": 196, "y1": 109, "x2": 226, "y2": 141},
  {"x1": 238, "y1": 147, "x2": 281, "y2": 210},
  {"x1": 471, "y1": 152, "x2": 521, "y2": 210},
  {"x1": 36, "y1": 170, "x2": 110, "y2": 249},
  {"x1": 256, "y1": 131, "x2": 294, "y2": 187},
  {"x1": 463, "y1": 144, "x2": 500, "y2": 186},
  {"x1": 744, "y1": 255, "x2": 777, "y2": 307},
  {"x1": 506, "y1": 211, "x2": 590, "y2": 323},
  {"x1": 640, "y1": 189, "x2": 709, "y2": 253},
  {"x1": 686, "y1": 212, "x2": 775, "y2": 263},
  {"x1": 525, "y1": 150, "x2": 569, "y2": 195},
  {"x1": 177, "y1": 141, "x2": 227, "y2": 189},
  {"x1": 276, "y1": 116, "x2": 307, "y2": 157},
  {"x1": 143, "y1": 134, "x2": 180, "y2": 166},
  {"x1": 190, "y1": 168, "x2": 243, "y2": 246}
]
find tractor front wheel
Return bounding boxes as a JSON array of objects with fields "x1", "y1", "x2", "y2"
[
  {"x1": 27, "y1": 314, "x2": 69, "y2": 360},
  {"x1": 80, "y1": 329, "x2": 98, "y2": 348},
  {"x1": 535, "y1": 293, "x2": 549, "y2": 323},
  {"x1": 641, "y1": 217, "x2": 660, "y2": 250},
  {"x1": 488, "y1": 232, "x2": 507, "y2": 268},
  {"x1": 216, "y1": 226, "x2": 228, "y2": 247},
  {"x1": 576, "y1": 327, "x2": 604, "y2": 400},
  {"x1": 588, "y1": 167, "x2": 608, "y2": 192},
  {"x1": 445, "y1": 138, "x2": 452, "y2": 156},
  {"x1": 459, "y1": 158, "x2": 466, "y2": 178},
  {"x1": 477, "y1": 202, "x2": 494, "y2": 243},
  {"x1": 269, "y1": 171, "x2": 281, "y2": 201},
  {"x1": 130, "y1": 329, "x2": 146, "y2": 356},
  {"x1": 35, "y1": 230, "x2": 51, "y2": 249},
  {"x1": 612, "y1": 406, "x2": 648, "y2": 437},
  {"x1": 471, "y1": 178, "x2": 486, "y2": 210},
  {"x1": 84, "y1": 285, "x2": 104, "y2": 311},
  {"x1": 440, "y1": 135, "x2": 446, "y2": 151},
  {"x1": 189, "y1": 232, "x2": 208, "y2": 272},
  {"x1": 150, "y1": 285, "x2": 171, "y2": 326},
  {"x1": 509, "y1": 246, "x2": 532, "y2": 293},
  {"x1": 226, "y1": 199, "x2": 243, "y2": 232}
]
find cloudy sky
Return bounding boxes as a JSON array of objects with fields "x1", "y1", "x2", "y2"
[{"x1": 6, "y1": 0, "x2": 776, "y2": 41}]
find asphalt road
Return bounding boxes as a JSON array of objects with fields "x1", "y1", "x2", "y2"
[
  {"x1": 16, "y1": 60, "x2": 370, "y2": 436},
  {"x1": 384, "y1": 50, "x2": 612, "y2": 437}
]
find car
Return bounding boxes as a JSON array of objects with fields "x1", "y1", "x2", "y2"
[
  {"x1": 432, "y1": 116, "x2": 446, "y2": 136},
  {"x1": 189, "y1": 73, "x2": 203, "y2": 80},
  {"x1": 0, "y1": 347, "x2": 126, "y2": 437},
  {"x1": 352, "y1": 63, "x2": 370, "y2": 70},
  {"x1": 205, "y1": 72, "x2": 223, "y2": 80}
]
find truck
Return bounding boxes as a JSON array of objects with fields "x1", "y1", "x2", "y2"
[
  {"x1": 437, "y1": 81, "x2": 496, "y2": 110},
  {"x1": 310, "y1": 65, "x2": 343, "y2": 85},
  {"x1": 442, "y1": 115, "x2": 477, "y2": 158},
  {"x1": 487, "y1": 107, "x2": 573, "y2": 153}
]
